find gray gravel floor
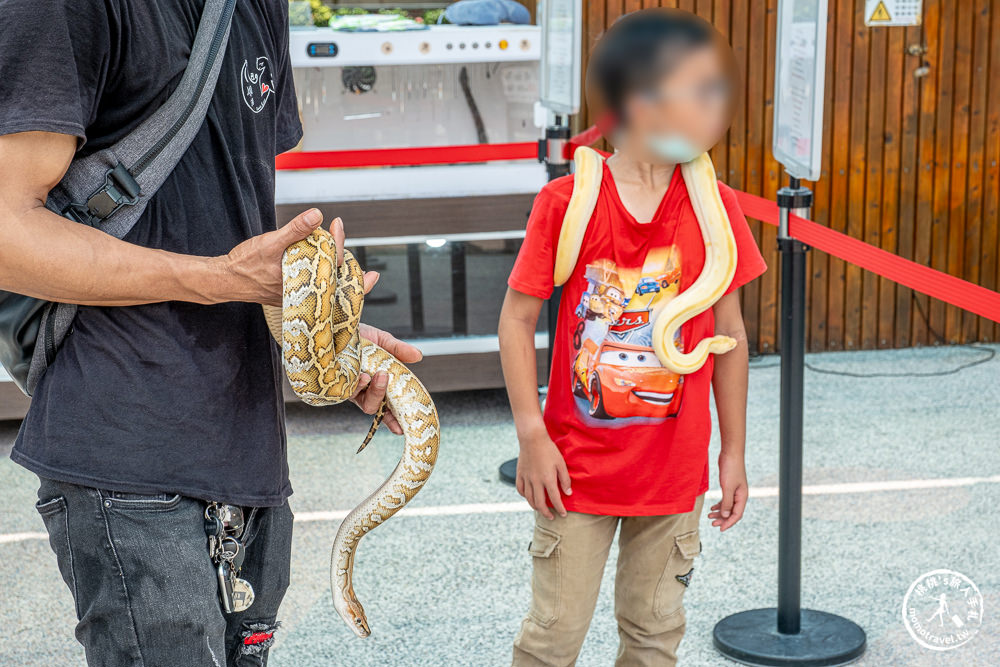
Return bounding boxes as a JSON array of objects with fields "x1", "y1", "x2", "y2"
[{"x1": 1, "y1": 344, "x2": 998, "y2": 666}]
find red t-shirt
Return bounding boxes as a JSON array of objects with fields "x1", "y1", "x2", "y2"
[{"x1": 508, "y1": 162, "x2": 767, "y2": 516}]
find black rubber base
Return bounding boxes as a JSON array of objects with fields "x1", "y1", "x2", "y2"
[
  {"x1": 498, "y1": 457, "x2": 518, "y2": 486},
  {"x1": 714, "y1": 609, "x2": 866, "y2": 667}
]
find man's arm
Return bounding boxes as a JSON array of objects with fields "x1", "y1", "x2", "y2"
[
  {"x1": 709, "y1": 290, "x2": 750, "y2": 531},
  {"x1": 0, "y1": 131, "x2": 321, "y2": 307}
]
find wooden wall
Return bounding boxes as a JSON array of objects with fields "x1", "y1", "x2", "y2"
[{"x1": 573, "y1": 0, "x2": 1000, "y2": 353}]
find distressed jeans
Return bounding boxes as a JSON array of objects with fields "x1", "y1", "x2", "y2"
[{"x1": 35, "y1": 476, "x2": 293, "y2": 667}]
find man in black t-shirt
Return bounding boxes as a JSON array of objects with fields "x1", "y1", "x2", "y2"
[{"x1": 0, "y1": 1, "x2": 419, "y2": 663}]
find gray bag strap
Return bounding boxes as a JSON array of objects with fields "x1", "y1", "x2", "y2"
[{"x1": 26, "y1": 0, "x2": 237, "y2": 395}]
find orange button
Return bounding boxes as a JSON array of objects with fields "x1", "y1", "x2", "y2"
[{"x1": 499, "y1": 39, "x2": 509, "y2": 50}]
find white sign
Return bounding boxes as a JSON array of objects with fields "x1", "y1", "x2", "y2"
[
  {"x1": 539, "y1": 0, "x2": 582, "y2": 115},
  {"x1": 865, "y1": 0, "x2": 922, "y2": 27},
  {"x1": 772, "y1": 0, "x2": 829, "y2": 181}
]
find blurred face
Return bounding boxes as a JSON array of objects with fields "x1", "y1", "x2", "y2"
[{"x1": 619, "y1": 45, "x2": 733, "y2": 163}]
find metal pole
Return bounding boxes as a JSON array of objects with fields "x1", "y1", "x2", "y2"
[
  {"x1": 776, "y1": 177, "x2": 807, "y2": 635},
  {"x1": 499, "y1": 117, "x2": 572, "y2": 486},
  {"x1": 712, "y1": 174, "x2": 866, "y2": 665}
]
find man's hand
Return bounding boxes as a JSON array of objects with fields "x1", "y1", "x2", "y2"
[
  {"x1": 710, "y1": 452, "x2": 747, "y2": 532},
  {"x1": 349, "y1": 324, "x2": 423, "y2": 435},
  {"x1": 219, "y1": 208, "x2": 325, "y2": 306},
  {"x1": 516, "y1": 428, "x2": 572, "y2": 520}
]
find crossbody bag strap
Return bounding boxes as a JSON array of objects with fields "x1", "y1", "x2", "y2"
[{"x1": 26, "y1": 0, "x2": 238, "y2": 395}]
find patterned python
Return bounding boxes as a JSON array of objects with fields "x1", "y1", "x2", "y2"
[
  {"x1": 554, "y1": 147, "x2": 738, "y2": 374},
  {"x1": 261, "y1": 228, "x2": 440, "y2": 638}
]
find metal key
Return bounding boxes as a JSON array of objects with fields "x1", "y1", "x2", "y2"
[{"x1": 217, "y1": 561, "x2": 237, "y2": 613}]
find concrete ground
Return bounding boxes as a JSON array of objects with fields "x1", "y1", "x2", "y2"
[{"x1": 1, "y1": 344, "x2": 998, "y2": 666}]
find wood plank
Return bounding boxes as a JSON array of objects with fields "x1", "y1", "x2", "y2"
[
  {"x1": 928, "y1": 0, "x2": 956, "y2": 341},
  {"x1": 962, "y1": 0, "x2": 990, "y2": 342},
  {"x1": 981, "y1": 0, "x2": 1000, "y2": 341},
  {"x1": 843, "y1": 0, "x2": 870, "y2": 350},
  {"x1": 877, "y1": 27, "x2": 903, "y2": 349},
  {"x1": 710, "y1": 0, "x2": 731, "y2": 182},
  {"x1": 911, "y1": 0, "x2": 940, "y2": 345},
  {"x1": 894, "y1": 25, "x2": 921, "y2": 348},
  {"x1": 742, "y1": 0, "x2": 768, "y2": 353},
  {"x1": 808, "y1": 6, "x2": 838, "y2": 351},
  {"x1": 944, "y1": 0, "x2": 973, "y2": 341},
  {"x1": 825, "y1": 0, "x2": 856, "y2": 351},
  {"x1": 275, "y1": 194, "x2": 534, "y2": 238},
  {"x1": 861, "y1": 21, "x2": 887, "y2": 348},
  {"x1": 757, "y1": 0, "x2": 780, "y2": 354}
]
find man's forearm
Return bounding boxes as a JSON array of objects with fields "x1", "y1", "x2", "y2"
[{"x1": 0, "y1": 204, "x2": 236, "y2": 306}]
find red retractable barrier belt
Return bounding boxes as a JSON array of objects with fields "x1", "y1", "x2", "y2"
[
  {"x1": 275, "y1": 142, "x2": 538, "y2": 170},
  {"x1": 274, "y1": 127, "x2": 1000, "y2": 324},
  {"x1": 734, "y1": 190, "x2": 1000, "y2": 325}
]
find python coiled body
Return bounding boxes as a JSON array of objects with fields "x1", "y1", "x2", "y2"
[
  {"x1": 554, "y1": 147, "x2": 739, "y2": 374},
  {"x1": 262, "y1": 229, "x2": 440, "y2": 637}
]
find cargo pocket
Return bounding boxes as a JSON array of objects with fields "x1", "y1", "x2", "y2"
[
  {"x1": 35, "y1": 496, "x2": 81, "y2": 617},
  {"x1": 527, "y1": 523, "x2": 562, "y2": 628},
  {"x1": 653, "y1": 528, "x2": 701, "y2": 621}
]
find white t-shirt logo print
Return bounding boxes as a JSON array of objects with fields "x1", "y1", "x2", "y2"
[{"x1": 240, "y1": 56, "x2": 275, "y2": 113}]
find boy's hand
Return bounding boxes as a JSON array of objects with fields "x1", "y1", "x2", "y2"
[
  {"x1": 516, "y1": 429, "x2": 572, "y2": 520},
  {"x1": 710, "y1": 452, "x2": 747, "y2": 531}
]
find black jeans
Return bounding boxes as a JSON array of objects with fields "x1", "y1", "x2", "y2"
[{"x1": 35, "y1": 476, "x2": 293, "y2": 667}]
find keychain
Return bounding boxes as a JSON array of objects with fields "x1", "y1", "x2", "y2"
[{"x1": 205, "y1": 503, "x2": 255, "y2": 613}]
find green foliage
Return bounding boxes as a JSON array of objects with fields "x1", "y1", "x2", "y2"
[{"x1": 299, "y1": 2, "x2": 449, "y2": 27}]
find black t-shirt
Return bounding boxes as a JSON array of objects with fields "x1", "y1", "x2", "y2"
[{"x1": 3, "y1": 0, "x2": 303, "y2": 506}]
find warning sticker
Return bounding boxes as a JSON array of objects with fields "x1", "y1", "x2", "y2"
[{"x1": 865, "y1": 0, "x2": 922, "y2": 27}]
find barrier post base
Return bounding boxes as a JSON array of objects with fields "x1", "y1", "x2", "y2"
[
  {"x1": 499, "y1": 457, "x2": 518, "y2": 485},
  {"x1": 713, "y1": 608, "x2": 866, "y2": 667}
]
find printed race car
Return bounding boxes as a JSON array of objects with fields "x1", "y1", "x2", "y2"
[
  {"x1": 572, "y1": 339, "x2": 684, "y2": 419},
  {"x1": 635, "y1": 267, "x2": 682, "y2": 295}
]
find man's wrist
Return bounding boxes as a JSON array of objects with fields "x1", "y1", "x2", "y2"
[{"x1": 170, "y1": 254, "x2": 239, "y2": 305}]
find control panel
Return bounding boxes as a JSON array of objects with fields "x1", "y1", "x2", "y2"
[{"x1": 289, "y1": 24, "x2": 541, "y2": 68}]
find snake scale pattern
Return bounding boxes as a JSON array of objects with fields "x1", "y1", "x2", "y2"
[{"x1": 262, "y1": 229, "x2": 440, "y2": 637}]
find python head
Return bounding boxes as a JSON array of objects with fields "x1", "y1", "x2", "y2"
[{"x1": 334, "y1": 590, "x2": 371, "y2": 638}]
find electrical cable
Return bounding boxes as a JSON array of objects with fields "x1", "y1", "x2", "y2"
[{"x1": 749, "y1": 292, "x2": 996, "y2": 377}]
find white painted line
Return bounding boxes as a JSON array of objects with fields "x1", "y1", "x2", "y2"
[
  {"x1": 3, "y1": 474, "x2": 1000, "y2": 545},
  {"x1": 0, "y1": 532, "x2": 48, "y2": 544}
]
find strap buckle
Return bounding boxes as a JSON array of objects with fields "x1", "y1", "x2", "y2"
[{"x1": 65, "y1": 163, "x2": 141, "y2": 225}]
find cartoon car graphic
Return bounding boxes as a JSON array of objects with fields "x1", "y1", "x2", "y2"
[
  {"x1": 572, "y1": 340, "x2": 684, "y2": 419},
  {"x1": 635, "y1": 267, "x2": 682, "y2": 295}
]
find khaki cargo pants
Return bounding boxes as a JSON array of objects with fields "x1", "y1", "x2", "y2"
[{"x1": 512, "y1": 495, "x2": 704, "y2": 667}]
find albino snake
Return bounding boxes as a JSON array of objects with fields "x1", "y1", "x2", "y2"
[
  {"x1": 554, "y1": 146, "x2": 739, "y2": 374},
  {"x1": 262, "y1": 229, "x2": 440, "y2": 637}
]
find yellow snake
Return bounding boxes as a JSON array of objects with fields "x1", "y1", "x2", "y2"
[
  {"x1": 262, "y1": 229, "x2": 440, "y2": 637},
  {"x1": 554, "y1": 147, "x2": 739, "y2": 374}
]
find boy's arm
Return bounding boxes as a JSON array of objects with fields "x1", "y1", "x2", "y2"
[
  {"x1": 709, "y1": 290, "x2": 750, "y2": 532},
  {"x1": 498, "y1": 287, "x2": 571, "y2": 519}
]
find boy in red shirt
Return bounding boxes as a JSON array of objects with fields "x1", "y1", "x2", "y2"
[{"x1": 500, "y1": 10, "x2": 767, "y2": 666}]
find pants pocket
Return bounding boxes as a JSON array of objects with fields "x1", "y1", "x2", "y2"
[
  {"x1": 653, "y1": 528, "x2": 700, "y2": 620},
  {"x1": 527, "y1": 523, "x2": 562, "y2": 628},
  {"x1": 102, "y1": 490, "x2": 183, "y2": 512},
  {"x1": 35, "y1": 496, "x2": 81, "y2": 618}
]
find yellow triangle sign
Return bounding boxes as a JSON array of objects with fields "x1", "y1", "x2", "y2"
[{"x1": 869, "y1": 1, "x2": 892, "y2": 22}]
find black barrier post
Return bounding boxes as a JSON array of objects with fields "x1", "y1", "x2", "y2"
[
  {"x1": 712, "y1": 175, "x2": 866, "y2": 666},
  {"x1": 499, "y1": 118, "x2": 572, "y2": 486}
]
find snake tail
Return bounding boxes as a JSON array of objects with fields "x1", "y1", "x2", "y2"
[{"x1": 330, "y1": 342, "x2": 440, "y2": 637}]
